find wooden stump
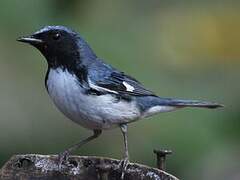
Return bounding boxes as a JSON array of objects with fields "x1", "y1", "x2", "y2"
[{"x1": 0, "y1": 154, "x2": 179, "y2": 180}]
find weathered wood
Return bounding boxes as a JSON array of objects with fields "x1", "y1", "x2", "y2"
[{"x1": 0, "y1": 154, "x2": 179, "y2": 180}]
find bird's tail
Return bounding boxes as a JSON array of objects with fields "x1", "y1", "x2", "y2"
[
  {"x1": 138, "y1": 96, "x2": 223, "y2": 118},
  {"x1": 157, "y1": 98, "x2": 223, "y2": 109}
]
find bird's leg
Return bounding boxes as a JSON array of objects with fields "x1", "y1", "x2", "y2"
[
  {"x1": 119, "y1": 124, "x2": 129, "y2": 179},
  {"x1": 58, "y1": 129, "x2": 102, "y2": 169}
]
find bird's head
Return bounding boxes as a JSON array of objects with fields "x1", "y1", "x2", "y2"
[{"x1": 17, "y1": 26, "x2": 95, "y2": 68}]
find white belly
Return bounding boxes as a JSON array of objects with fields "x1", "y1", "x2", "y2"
[{"x1": 46, "y1": 68, "x2": 141, "y2": 129}]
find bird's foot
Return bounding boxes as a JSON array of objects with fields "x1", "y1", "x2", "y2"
[
  {"x1": 57, "y1": 150, "x2": 70, "y2": 170},
  {"x1": 118, "y1": 157, "x2": 129, "y2": 180}
]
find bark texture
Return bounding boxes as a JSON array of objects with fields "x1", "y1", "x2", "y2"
[{"x1": 0, "y1": 154, "x2": 179, "y2": 180}]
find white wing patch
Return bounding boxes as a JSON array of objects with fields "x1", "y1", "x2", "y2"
[
  {"x1": 123, "y1": 81, "x2": 134, "y2": 92},
  {"x1": 88, "y1": 79, "x2": 118, "y2": 94}
]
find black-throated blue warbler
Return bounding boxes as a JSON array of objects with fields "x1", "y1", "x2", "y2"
[{"x1": 18, "y1": 26, "x2": 223, "y2": 178}]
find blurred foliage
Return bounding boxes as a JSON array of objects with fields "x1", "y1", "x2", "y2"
[{"x1": 0, "y1": 0, "x2": 239, "y2": 180}]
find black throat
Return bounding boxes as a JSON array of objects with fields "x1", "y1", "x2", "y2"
[
  {"x1": 43, "y1": 36, "x2": 97, "y2": 92},
  {"x1": 44, "y1": 50, "x2": 96, "y2": 92}
]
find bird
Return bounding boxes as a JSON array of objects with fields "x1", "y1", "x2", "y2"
[{"x1": 17, "y1": 26, "x2": 223, "y2": 178}]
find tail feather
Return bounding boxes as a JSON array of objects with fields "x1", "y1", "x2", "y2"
[
  {"x1": 137, "y1": 96, "x2": 223, "y2": 118},
  {"x1": 158, "y1": 98, "x2": 224, "y2": 109}
]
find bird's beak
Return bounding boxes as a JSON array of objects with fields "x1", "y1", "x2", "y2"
[{"x1": 17, "y1": 36, "x2": 43, "y2": 45}]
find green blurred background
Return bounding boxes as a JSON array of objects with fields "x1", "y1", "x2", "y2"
[{"x1": 0, "y1": 0, "x2": 239, "y2": 179}]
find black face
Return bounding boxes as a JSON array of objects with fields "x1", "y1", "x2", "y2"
[{"x1": 18, "y1": 26, "x2": 79, "y2": 68}]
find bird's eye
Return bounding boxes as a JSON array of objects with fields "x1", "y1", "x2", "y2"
[{"x1": 53, "y1": 33, "x2": 61, "y2": 40}]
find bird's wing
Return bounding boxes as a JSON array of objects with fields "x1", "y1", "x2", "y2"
[{"x1": 87, "y1": 62, "x2": 156, "y2": 96}]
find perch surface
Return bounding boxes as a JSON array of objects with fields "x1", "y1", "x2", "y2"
[{"x1": 0, "y1": 154, "x2": 179, "y2": 180}]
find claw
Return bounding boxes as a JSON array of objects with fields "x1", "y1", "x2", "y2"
[
  {"x1": 58, "y1": 150, "x2": 70, "y2": 170},
  {"x1": 118, "y1": 158, "x2": 129, "y2": 179}
]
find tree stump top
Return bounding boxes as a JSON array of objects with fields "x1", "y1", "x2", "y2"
[{"x1": 0, "y1": 154, "x2": 179, "y2": 180}]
